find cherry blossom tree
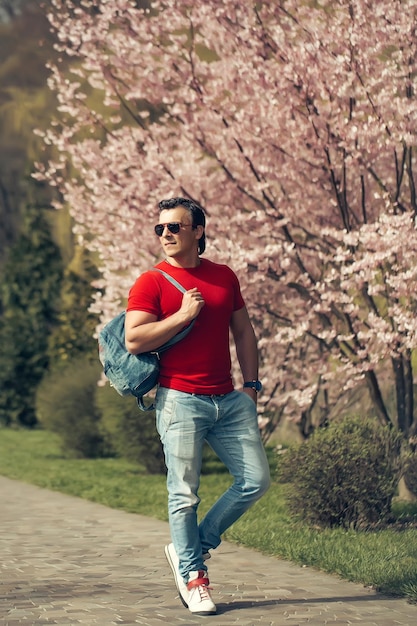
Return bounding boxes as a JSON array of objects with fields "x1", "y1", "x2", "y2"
[{"x1": 36, "y1": 0, "x2": 417, "y2": 439}]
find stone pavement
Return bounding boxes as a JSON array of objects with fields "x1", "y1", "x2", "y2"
[{"x1": 1, "y1": 476, "x2": 416, "y2": 626}]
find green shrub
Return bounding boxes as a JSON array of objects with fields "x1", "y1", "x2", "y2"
[
  {"x1": 36, "y1": 354, "x2": 167, "y2": 473},
  {"x1": 96, "y1": 385, "x2": 166, "y2": 474},
  {"x1": 278, "y1": 416, "x2": 405, "y2": 529},
  {"x1": 35, "y1": 357, "x2": 108, "y2": 458}
]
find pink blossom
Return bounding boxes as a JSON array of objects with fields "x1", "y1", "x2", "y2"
[{"x1": 37, "y1": 0, "x2": 417, "y2": 435}]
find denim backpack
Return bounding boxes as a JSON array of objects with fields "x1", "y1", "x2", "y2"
[{"x1": 98, "y1": 269, "x2": 194, "y2": 411}]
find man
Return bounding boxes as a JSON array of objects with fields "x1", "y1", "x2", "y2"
[{"x1": 125, "y1": 197, "x2": 270, "y2": 616}]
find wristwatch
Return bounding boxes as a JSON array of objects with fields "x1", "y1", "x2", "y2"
[{"x1": 243, "y1": 380, "x2": 263, "y2": 392}]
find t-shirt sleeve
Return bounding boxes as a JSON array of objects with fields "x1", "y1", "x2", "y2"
[
  {"x1": 230, "y1": 268, "x2": 245, "y2": 311},
  {"x1": 126, "y1": 272, "x2": 162, "y2": 315}
]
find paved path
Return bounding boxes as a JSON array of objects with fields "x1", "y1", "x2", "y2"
[{"x1": 0, "y1": 476, "x2": 416, "y2": 626}]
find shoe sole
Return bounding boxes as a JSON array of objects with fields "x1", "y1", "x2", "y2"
[
  {"x1": 190, "y1": 610, "x2": 217, "y2": 616},
  {"x1": 164, "y1": 544, "x2": 189, "y2": 608}
]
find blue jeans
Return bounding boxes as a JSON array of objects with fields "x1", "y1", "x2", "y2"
[{"x1": 155, "y1": 387, "x2": 271, "y2": 582}]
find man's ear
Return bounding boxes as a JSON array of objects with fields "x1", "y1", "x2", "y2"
[{"x1": 195, "y1": 225, "x2": 204, "y2": 239}]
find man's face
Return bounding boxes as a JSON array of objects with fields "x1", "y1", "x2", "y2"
[{"x1": 156, "y1": 207, "x2": 202, "y2": 261}]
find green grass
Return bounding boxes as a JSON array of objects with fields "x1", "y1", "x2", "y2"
[{"x1": 1, "y1": 428, "x2": 417, "y2": 603}]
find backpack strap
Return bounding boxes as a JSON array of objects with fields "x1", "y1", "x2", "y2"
[
  {"x1": 154, "y1": 268, "x2": 188, "y2": 293},
  {"x1": 152, "y1": 269, "x2": 195, "y2": 354}
]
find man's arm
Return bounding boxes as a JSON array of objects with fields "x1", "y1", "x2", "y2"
[
  {"x1": 125, "y1": 287, "x2": 204, "y2": 354},
  {"x1": 230, "y1": 306, "x2": 259, "y2": 402}
]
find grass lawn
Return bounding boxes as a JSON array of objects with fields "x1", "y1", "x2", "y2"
[{"x1": 1, "y1": 427, "x2": 417, "y2": 602}]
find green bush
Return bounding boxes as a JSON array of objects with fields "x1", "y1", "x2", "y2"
[
  {"x1": 36, "y1": 354, "x2": 167, "y2": 473},
  {"x1": 278, "y1": 416, "x2": 405, "y2": 529},
  {"x1": 96, "y1": 385, "x2": 166, "y2": 474},
  {"x1": 35, "y1": 357, "x2": 108, "y2": 458}
]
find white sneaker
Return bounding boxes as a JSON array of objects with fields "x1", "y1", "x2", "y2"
[
  {"x1": 187, "y1": 570, "x2": 217, "y2": 616},
  {"x1": 164, "y1": 543, "x2": 188, "y2": 608}
]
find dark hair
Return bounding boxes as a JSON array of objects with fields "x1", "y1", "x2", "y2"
[{"x1": 158, "y1": 197, "x2": 206, "y2": 254}]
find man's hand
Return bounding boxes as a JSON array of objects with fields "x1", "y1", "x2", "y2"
[
  {"x1": 242, "y1": 387, "x2": 257, "y2": 404},
  {"x1": 125, "y1": 287, "x2": 205, "y2": 354},
  {"x1": 179, "y1": 287, "x2": 205, "y2": 321}
]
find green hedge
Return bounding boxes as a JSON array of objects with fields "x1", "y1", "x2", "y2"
[
  {"x1": 278, "y1": 416, "x2": 405, "y2": 529},
  {"x1": 96, "y1": 384, "x2": 166, "y2": 474},
  {"x1": 35, "y1": 357, "x2": 107, "y2": 458},
  {"x1": 36, "y1": 356, "x2": 166, "y2": 473}
]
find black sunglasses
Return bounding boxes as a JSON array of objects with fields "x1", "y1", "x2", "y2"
[{"x1": 154, "y1": 222, "x2": 191, "y2": 236}]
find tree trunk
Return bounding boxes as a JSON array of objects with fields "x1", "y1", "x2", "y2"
[
  {"x1": 392, "y1": 352, "x2": 413, "y2": 436},
  {"x1": 364, "y1": 370, "x2": 391, "y2": 426}
]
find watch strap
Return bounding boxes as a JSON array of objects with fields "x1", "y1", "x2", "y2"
[{"x1": 243, "y1": 380, "x2": 262, "y2": 392}]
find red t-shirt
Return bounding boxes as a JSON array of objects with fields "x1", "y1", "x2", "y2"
[{"x1": 127, "y1": 258, "x2": 245, "y2": 394}]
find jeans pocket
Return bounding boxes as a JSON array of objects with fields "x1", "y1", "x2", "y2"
[{"x1": 238, "y1": 389, "x2": 257, "y2": 409}]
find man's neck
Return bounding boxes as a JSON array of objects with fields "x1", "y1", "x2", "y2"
[{"x1": 165, "y1": 256, "x2": 201, "y2": 269}]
